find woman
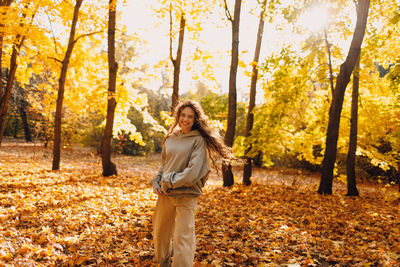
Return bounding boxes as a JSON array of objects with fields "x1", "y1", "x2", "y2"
[{"x1": 151, "y1": 100, "x2": 232, "y2": 267}]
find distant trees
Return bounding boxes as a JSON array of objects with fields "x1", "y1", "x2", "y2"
[
  {"x1": 0, "y1": 2, "x2": 31, "y2": 145},
  {"x1": 0, "y1": 0, "x2": 398, "y2": 192}
]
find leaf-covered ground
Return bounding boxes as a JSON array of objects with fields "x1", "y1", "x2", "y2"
[{"x1": 0, "y1": 141, "x2": 399, "y2": 266}]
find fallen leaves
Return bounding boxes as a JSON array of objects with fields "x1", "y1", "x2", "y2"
[
  {"x1": 0, "y1": 142, "x2": 400, "y2": 266},
  {"x1": 195, "y1": 183, "x2": 400, "y2": 266}
]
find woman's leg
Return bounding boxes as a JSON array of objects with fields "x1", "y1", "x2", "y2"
[
  {"x1": 153, "y1": 195, "x2": 176, "y2": 266},
  {"x1": 172, "y1": 196, "x2": 198, "y2": 267}
]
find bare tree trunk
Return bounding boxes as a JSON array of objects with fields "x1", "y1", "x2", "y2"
[
  {"x1": 324, "y1": 27, "x2": 334, "y2": 97},
  {"x1": 52, "y1": 0, "x2": 83, "y2": 170},
  {"x1": 346, "y1": 55, "x2": 360, "y2": 196},
  {"x1": 318, "y1": 0, "x2": 370, "y2": 194},
  {"x1": 222, "y1": 0, "x2": 242, "y2": 187},
  {"x1": 169, "y1": 8, "x2": 185, "y2": 112},
  {"x1": 101, "y1": 0, "x2": 118, "y2": 176},
  {"x1": 243, "y1": 0, "x2": 266, "y2": 186}
]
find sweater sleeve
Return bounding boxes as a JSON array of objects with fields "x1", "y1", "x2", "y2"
[
  {"x1": 150, "y1": 146, "x2": 166, "y2": 188},
  {"x1": 161, "y1": 137, "x2": 210, "y2": 190}
]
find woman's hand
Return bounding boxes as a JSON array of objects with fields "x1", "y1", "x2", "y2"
[
  {"x1": 153, "y1": 182, "x2": 163, "y2": 195},
  {"x1": 153, "y1": 187, "x2": 162, "y2": 195}
]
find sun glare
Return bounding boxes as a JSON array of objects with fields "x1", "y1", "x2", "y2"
[{"x1": 299, "y1": 5, "x2": 329, "y2": 32}]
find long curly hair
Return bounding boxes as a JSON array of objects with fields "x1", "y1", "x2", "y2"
[{"x1": 164, "y1": 100, "x2": 233, "y2": 169}]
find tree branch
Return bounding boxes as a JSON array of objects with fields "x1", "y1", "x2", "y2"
[
  {"x1": 48, "y1": 56, "x2": 62, "y2": 63},
  {"x1": 73, "y1": 31, "x2": 102, "y2": 45},
  {"x1": 46, "y1": 13, "x2": 59, "y2": 55},
  {"x1": 169, "y1": 0, "x2": 175, "y2": 63},
  {"x1": 223, "y1": 0, "x2": 233, "y2": 22}
]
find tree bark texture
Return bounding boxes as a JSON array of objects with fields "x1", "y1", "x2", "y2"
[
  {"x1": 101, "y1": 0, "x2": 118, "y2": 176},
  {"x1": 243, "y1": 0, "x2": 266, "y2": 186},
  {"x1": 318, "y1": 0, "x2": 370, "y2": 194},
  {"x1": 223, "y1": 0, "x2": 242, "y2": 187},
  {"x1": 346, "y1": 56, "x2": 360, "y2": 196},
  {"x1": 170, "y1": 11, "x2": 185, "y2": 112},
  {"x1": 52, "y1": 0, "x2": 83, "y2": 170}
]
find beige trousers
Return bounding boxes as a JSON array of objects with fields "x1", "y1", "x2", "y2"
[{"x1": 153, "y1": 194, "x2": 198, "y2": 267}]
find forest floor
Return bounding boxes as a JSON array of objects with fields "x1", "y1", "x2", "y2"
[{"x1": 0, "y1": 139, "x2": 399, "y2": 266}]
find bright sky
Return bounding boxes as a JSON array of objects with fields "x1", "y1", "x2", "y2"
[
  {"x1": 120, "y1": 0, "x2": 275, "y2": 103},
  {"x1": 119, "y1": 0, "x2": 334, "y2": 103}
]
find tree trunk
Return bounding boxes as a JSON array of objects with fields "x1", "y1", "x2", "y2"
[
  {"x1": 346, "y1": 55, "x2": 360, "y2": 196},
  {"x1": 52, "y1": 0, "x2": 83, "y2": 170},
  {"x1": 243, "y1": 0, "x2": 266, "y2": 186},
  {"x1": 101, "y1": 0, "x2": 118, "y2": 177},
  {"x1": 0, "y1": 36, "x2": 25, "y2": 145},
  {"x1": 223, "y1": 0, "x2": 242, "y2": 187},
  {"x1": 324, "y1": 27, "x2": 334, "y2": 97},
  {"x1": 170, "y1": 10, "x2": 185, "y2": 112},
  {"x1": 0, "y1": 1, "x2": 28, "y2": 145},
  {"x1": 318, "y1": 0, "x2": 370, "y2": 195},
  {"x1": 18, "y1": 105, "x2": 32, "y2": 142}
]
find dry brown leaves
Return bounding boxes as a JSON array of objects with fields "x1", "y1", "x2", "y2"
[{"x1": 0, "y1": 142, "x2": 399, "y2": 266}]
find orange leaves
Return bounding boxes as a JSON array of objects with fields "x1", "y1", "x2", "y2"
[
  {"x1": 195, "y1": 182, "x2": 400, "y2": 266},
  {"x1": 1, "y1": 143, "x2": 400, "y2": 265}
]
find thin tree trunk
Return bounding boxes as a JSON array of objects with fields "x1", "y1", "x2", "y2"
[
  {"x1": 318, "y1": 0, "x2": 370, "y2": 194},
  {"x1": 101, "y1": 0, "x2": 118, "y2": 176},
  {"x1": 52, "y1": 0, "x2": 83, "y2": 170},
  {"x1": 170, "y1": 8, "x2": 185, "y2": 112},
  {"x1": 0, "y1": 36, "x2": 25, "y2": 144},
  {"x1": 18, "y1": 105, "x2": 32, "y2": 142},
  {"x1": 223, "y1": 0, "x2": 242, "y2": 187},
  {"x1": 346, "y1": 55, "x2": 360, "y2": 196},
  {"x1": 324, "y1": 27, "x2": 334, "y2": 97},
  {"x1": 243, "y1": 0, "x2": 266, "y2": 186}
]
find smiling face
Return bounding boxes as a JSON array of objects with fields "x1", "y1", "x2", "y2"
[{"x1": 178, "y1": 106, "x2": 196, "y2": 133}]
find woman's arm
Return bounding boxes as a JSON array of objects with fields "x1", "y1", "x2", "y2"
[{"x1": 150, "y1": 147, "x2": 166, "y2": 194}]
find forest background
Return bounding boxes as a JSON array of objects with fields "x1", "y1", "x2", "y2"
[
  {"x1": 1, "y1": 0, "x2": 400, "y2": 265},
  {"x1": 2, "y1": 0, "x2": 399, "y2": 186}
]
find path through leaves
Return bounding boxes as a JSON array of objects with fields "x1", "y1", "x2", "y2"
[{"x1": 0, "y1": 142, "x2": 399, "y2": 266}]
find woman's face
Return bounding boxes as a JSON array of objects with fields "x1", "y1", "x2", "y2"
[{"x1": 178, "y1": 107, "x2": 195, "y2": 133}]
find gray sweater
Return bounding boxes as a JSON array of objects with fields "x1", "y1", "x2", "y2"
[{"x1": 150, "y1": 129, "x2": 211, "y2": 196}]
